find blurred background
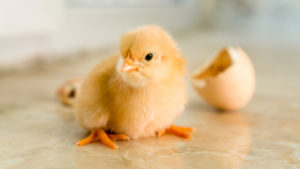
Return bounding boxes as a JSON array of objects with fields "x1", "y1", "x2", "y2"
[{"x1": 0, "y1": 0, "x2": 299, "y2": 70}]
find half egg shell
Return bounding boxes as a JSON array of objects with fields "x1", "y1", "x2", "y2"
[{"x1": 191, "y1": 47, "x2": 255, "y2": 111}]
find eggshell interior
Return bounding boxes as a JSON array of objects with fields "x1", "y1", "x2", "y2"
[{"x1": 191, "y1": 47, "x2": 255, "y2": 111}]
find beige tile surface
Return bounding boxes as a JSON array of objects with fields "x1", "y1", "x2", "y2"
[{"x1": 0, "y1": 30, "x2": 299, "y2": 169}]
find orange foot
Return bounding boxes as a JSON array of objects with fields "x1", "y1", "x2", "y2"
[
  {"x1": 157, "y1": 124, "x2": 194, "y2": 139},
  {"x1": 76, "y1": 129, "x2": 129, "y2": 149}
]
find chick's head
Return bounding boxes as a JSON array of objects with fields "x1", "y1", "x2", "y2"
[{"x1": 118, "y1": 25, "x2": 185, "y2": 87}]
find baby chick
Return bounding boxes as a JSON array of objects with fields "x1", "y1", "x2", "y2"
[{"x1": 75, "y1": 25, "x2": 193, "y2": 149}]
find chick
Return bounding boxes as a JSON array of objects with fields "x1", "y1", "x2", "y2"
[{"x1": 74, "y1": 25, "x2": 193, "y2": 149}]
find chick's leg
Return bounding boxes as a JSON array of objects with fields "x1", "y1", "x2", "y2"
[
  {"x1": 157, "y1": 125, "x2": 194, "y2": 139},
  {"x1": 76, "y1": 129, "x2": 118, "y2": 149}
]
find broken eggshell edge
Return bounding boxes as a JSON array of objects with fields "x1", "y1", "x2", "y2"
[{"x1": 190, "y1": 47, "x2": 255, "y2": 111}]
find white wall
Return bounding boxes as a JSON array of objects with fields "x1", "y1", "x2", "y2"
[
  {"x1": 0, "y1": 0, "x2": 62, "y2": 67},
  {"x1": 0, "y1": 0, "x2": 62, "y2": 37}
]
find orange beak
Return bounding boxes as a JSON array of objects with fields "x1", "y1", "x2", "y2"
[{"x1": 121, "y1": 58, "x2": 138, "y2": 72}]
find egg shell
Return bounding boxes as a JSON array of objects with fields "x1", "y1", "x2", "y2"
[
  {"x1": 191, "y1": 47, "x2": 255, "y2": 111},
  {"x1": 57, "y1": 79, "x2": 82, "y2": 106}
]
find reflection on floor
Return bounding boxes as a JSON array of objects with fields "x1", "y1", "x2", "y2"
[{"x1": 0, "y1": 29, "x2": 299, "y2": 169}]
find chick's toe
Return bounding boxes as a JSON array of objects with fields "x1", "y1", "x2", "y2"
[{"x1": 76, "y1": 129, "x2": 120, "y2": 149}]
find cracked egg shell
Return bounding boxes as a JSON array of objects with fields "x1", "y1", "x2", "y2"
[
  {"x1": 191, "y1": 47, "x2": 255, "y2": 111},
  {"x1": 57, "y1": 79, "x2": 82, "y2": 106}
]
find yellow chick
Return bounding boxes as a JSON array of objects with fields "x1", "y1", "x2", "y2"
[{"x1": 74, "y1": 25, "x2": 193, "y2": 149}]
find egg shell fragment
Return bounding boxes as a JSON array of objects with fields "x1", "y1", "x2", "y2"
[{"x1": 191, "y1": 47, "x2": 255, "y2": 111}]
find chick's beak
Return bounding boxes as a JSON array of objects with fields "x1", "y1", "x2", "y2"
[{"x1": 121, "y1": 58, "x2": 138, "y2": 72}]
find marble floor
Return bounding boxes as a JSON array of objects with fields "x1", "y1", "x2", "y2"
[{"x1": 0, "y1": 29, "x2": 299, "y2": 169}]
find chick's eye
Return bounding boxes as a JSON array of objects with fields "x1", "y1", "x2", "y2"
[{"x1": 144, "y1": 53, "x2": 153, "y2": 61}]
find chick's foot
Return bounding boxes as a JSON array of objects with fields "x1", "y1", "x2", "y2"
[
  {"x1": 108, "y1": 133, "x2": 129, "y2": 141},
  {"x1": 76, "y1": 129, "x2": 128, "y2": 149},
  {"x1": 157, "y1": 125, "x2": 194, "y2": 139}
]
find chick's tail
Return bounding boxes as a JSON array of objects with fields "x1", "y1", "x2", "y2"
[{"x1": 56, "y1": 78, "x2": 83, "y2": 107}]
